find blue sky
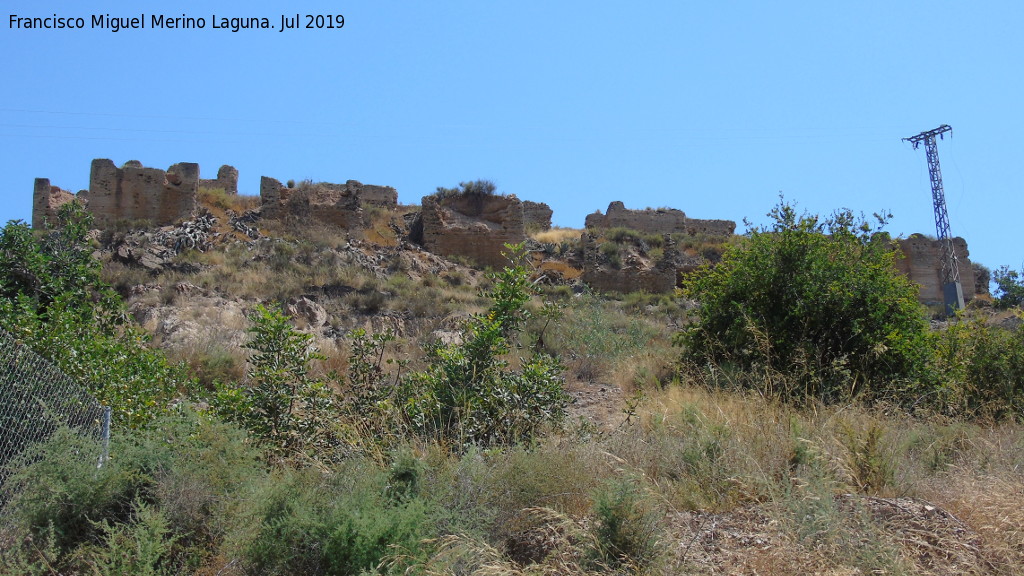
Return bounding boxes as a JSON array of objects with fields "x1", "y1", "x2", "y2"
[{"x1": 2, "y1": 1, "x2": 1021, "y2": 274}]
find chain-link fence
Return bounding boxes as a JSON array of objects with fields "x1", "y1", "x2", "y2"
[{"x1": 0, "y1": 328, "x2": 110, "y2": 501}]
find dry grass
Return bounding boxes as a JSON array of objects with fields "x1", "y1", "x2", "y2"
[
  {"x1": 197, "y1": 187, "x2": 260, "y2": 214},
  {"x1": 534, "y1": 259, "x2": 582, "y2": 281},
  {"x1": 89, "y1": 205, "x2": 1024, "y2": 575},
  {"x1": 614, "y1": 385, "x2": 1024, "y2": 575},
  {"x1": 532, "y1": 227, "x2": 583, "y2": 245}
]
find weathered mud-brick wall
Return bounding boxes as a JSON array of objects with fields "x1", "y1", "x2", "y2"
[
  {"x1": 88, "y1": 159, "x2": 199, "y2": 227},
  {"x1": 586, "y1": 202, "x2": 687, "y2": 234},
  {"x1": 199, "y1": 165, "x2": 239, "y2": 194},
  {"x1": 895, "y1": 235, "x2": 976, "y2": 307},
  {"x1": 32, "y1": 178, "x2": 78, "y2": 229},
  {"x1": 680, "y1": 218, "x2": 737, "y2": 236},
  {"x1": 420, "y1": 193, "x2": 527, "y2": 268},
  {"x1": 355, "y1": 181, "x2": 398, "y2": 208},
  {"x1": 260, "y1": 177, "x2": 371, "y2": 228},
  {"x1": 585, "y1": 201, "x2": 736, "y2": 236},
  {"x1": 581, "y1": 233, "x2": 697, "y2": 294},
  {"x1": 523, "y1": 200, "x2": 553, "y2": 231}
]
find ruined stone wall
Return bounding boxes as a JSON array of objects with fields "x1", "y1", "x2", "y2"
[
  {"x1": 895, "y1": 235, "x2": 976, "y2": 307},
  {"x1": 523, "y1": 200, "x2": 553, "y2": 231},
  {"x1": 32, "y1": 178, "x2": 78, "y2": 229},
  {"x1": 585, "y1": 201, "x2": 736, "y2": 236},
  {"x1": 88, "y1": 159, "x2": 199, "y2": 227},
  {"x1": 586, "y1": 202, "x2": 687, "y2": 234},
  {"x1": 199, "y1": 164, "x2": 239, "y2": 194},
  {"x1": 354, "y1": 181, "x2": 398, "y2": 208},
  {"x1": 419, "y1": 193, "x2": 526, "y2": 268},
  {"x1": 259, "y1": 177, "x2": 364, "y2": 228},
  {"x1": 682, "y1": 218, "x2": 738, "y2": 236},
  {"x1": 580, "y1": 233, "x2": 694, "y2": 294}
]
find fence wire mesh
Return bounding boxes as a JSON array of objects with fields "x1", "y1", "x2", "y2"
[{"x1": 0, "y1": 328, "x2": 110, "y2": 501}]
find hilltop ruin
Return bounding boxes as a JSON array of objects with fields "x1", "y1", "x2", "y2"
[
  {"x1": 585, "y1": 201, "x2": 736, "y2": 237},
  {"x1": 30, "y1": 159, "x2": 985, "y2": 307},
  {"x1": 415, "y1": 192, "x2": 529, "y2": 269},
  {"x1": 259, "y1": 177, "x2": 398, "y2": 228}
]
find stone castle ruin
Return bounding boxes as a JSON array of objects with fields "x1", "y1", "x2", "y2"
[
  {"x1": 895, "y1": 235, "x2": 980, "y2": 308},
  {"x1": 578, "y1": 201, "x2": 736, "y2": 293},
  {"x1": 32, "y1": 179, "x2": 77, "y2": 229},
  {"x1": 87, "y1": 159, "x2": 201, "y2": 228},
  {"x1": 33, "y1": 159, "x2": 400, "y2": 232},
  {"x1": 585, "y1": 201, "x2": 737, "y2": 237},
  {"x1": 259, "y1": 177, "x2": 398, "y2": 229},
  {"x1": 522, "y1": 200, "x2": 553, "y2": 231},
  {"x1": 416, "y1": 192, "x2": 529, "y2": 269},
  {"x1": 30, "y1": 158, "x2": 983, "y2": 307},
  {"x1": 199, "y1": 164, "x2": 239, "y2": 195},
  {"x1": 580, "y1": 232, "x2": 699, "y2": 294}
]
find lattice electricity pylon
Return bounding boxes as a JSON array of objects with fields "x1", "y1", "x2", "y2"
[{"x1": 903, "y1": 124, "x2": 964, "y2": 313}]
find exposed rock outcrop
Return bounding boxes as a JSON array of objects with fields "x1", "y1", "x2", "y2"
[
  {"x1": 419, "y1": 193, "x2": 527, "y2": 268},
  {"x1": 88, "y1": 159, "x2": 200, "y2": 227},
  {"x1": 110, "y1": 212, "x2": 219, "y2": 271},
  {"x1": 585, "y1": 201, "x2": 736, "y2": 237}
]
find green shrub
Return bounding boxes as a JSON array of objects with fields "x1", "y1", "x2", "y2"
[
  {"x1": 85, "y1": 499, "x2": 180, "y2": 576},
  {"x1": 3, "y1": 409, "x2": 266, "y2": 573},
  {"x1": 433, "y1": 179, "x2": 497, "y2": 200},
  {"x1": 993, "y1": 265, "x2": 1024, "y2": 309},
  {"x1": 401, "y1": 245, "x2": 570, "y2": 448},
  {"x1": 590, "y1": 478, "x2": 662, "y2": 569},
  {"x1": 241, "y1": 464, "x2": 431, "y2": 576},
  {"x1": 4, "y1": 429, "x2": 136, "y2": 555},
  {"x1": 676, "y1": 199, "x2": 931, "y2": 404},
  {"x1": 213, "y1": 304, "x2": 340, "y2": 463},
  {"x1": 605, "y1": 226, "x2": 643, "y2": 244},
  {"x1": 929, "y1": 317, "x2": 1024, "y2": 418},
  {"x1": 599, "y1": 242, "x2": 621, "y2": 268},
  {"x1": 0, "y1": 204, "x2": 191, "y2": 429}
]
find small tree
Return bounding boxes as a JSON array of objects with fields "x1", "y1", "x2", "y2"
[
  {"x1": 215, "y1": 304, "x2": 336, "y2": 461},
  {"x1": 676, "y1": 199, "x2": 931, "y2": 403},
  {"x1": 0, "y1": 204, "x2": 189, "y2": 429},
  {"x1": 403, "y1": 244, "x2": 569, "y2": 448},
  {"x1": 993, "y1": 265, "x2": 1024, "y2": 309}
]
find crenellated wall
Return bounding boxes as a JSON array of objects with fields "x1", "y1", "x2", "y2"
[{"x1": 87, "y1": 159, "x2": 200, "y2": 227}]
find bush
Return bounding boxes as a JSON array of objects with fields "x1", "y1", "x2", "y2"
[
  {"x1": 4, "y1": 408, "x2": 263, "y2": 570},
  {"x1": 590, "y1": 478, "x2": 662, "y2": 569},
  {"x1": 676, "y1": 199, "x2": 931, "y2": 404},
  {"x1": 993, "y1": 265, "x2": 1024, "y2": 309},
  {"x1": 929, "y1": 317, "x2": 1024, "y2": 418},
  {"x1": 0, "y1": 205, "x2": 191, "y2": 429},
  {"x1": 240, "y1": 464, "x2": 431, "y2": 576},
  {"x1": 433, "y1": 179, "x2": 497, "y2": 200},
  {"x1": 213, "y1": 304, "x2": 340, "y2": 463},
  {"x1": 401, "y1": 245, "x2": 570, "y2": 448},
  {"x1": 0, "y1": 203, "x2": 105, "y2": 310}
]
